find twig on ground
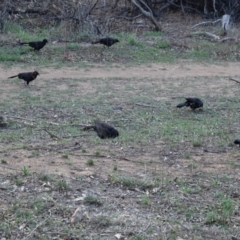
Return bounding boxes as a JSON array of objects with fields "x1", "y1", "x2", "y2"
[
  {"x1": 135, "y1": 103, "x2": 156, "y2": 108},
  {"x1": 119, "y1": 157, "x2": 131, "y2": 161},
  {"x1": 219, "y1": 37, "x2": 238, "y2": 42},
  {"x1": 190, "y1": 31, "x2": 220, "y2": 40},
  {"x1": 23, "y1": 218, "x2": 48, "y2": 240},
  {"x1": 43, "y1": 128, "x2": 61, "y2": 140},
  {"x1": 70, "y1": 153, "x2": 107, "y2": 158},
  {"x1": 7, "y1": 116, "x2": 59, "y2": 125},
  {"x1": 191, "y1": 19, "x2": 221, "y2": 29},
  {"x1": 227, "y1": 77, "x2": 240, "y2": 84},
  {"x1": 0, "y1": 165, "x2": 20, "y2": 171}
]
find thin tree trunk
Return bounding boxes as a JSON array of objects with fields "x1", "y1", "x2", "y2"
[{"x1": 131, "y1": 0, "x2": 162, "y2": 31}]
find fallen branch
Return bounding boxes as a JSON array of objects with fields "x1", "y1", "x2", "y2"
[
  {"x1": 0, "y1": 165, "x2": 20, "y2": 171},
  {"x1": 7, "y1": 9, "x2": 49, "y2": 15},
  {"x1": 228, "y1": 77, "x2": 240, "y2": 84},
  {"x1": 135, "y1": 103, "x2": 156, "y2": 108},
  {"x1": 219, "y1": 37, "x2": 238, "y2": 43},
  {"x1": 190, "y1": 31, "x2": 220, "y2": 40},
  {"x1": 191, "y1": 19, "x2": 221, "y2": 29},
  {"x1": 7, "y1": 116, "x2": 59, "y2": 126},
  {"x1": 70, "y1": 153, "x2": 107, "y2": 158},
  {"x1": 23, "y1": 218, "x2": 48, "y2": 240},
  {"x1": 203, "y1": 149, "x2": 227, "y2": 153},
  {"x1": 43, "y1": 128, "x2": 61, "y2": 140}
]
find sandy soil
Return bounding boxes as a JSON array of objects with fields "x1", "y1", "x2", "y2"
[{"x1": 1, "y1": 61, "x2": 240, "y2": 81}]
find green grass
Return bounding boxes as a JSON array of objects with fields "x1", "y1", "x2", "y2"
[
  {"x1": 55, "y1": 179, "x2": 69, "y2": 191},
  {"x1": 61, "y1": 153, "x2": 69, "y2": 159},
  {"x1": 0, "y1": 45, "x2": 26, "y2": 62},
  {"x1": 127, "y1": 34, "x2": 140, "y2": 46},
  {"x1": 87, "y1": 158, "x2": 94, "y2": 166},
  {"x1": 90, "y1": 215, "x2": 111, "y2": 227},
  {"x1": 0, "y1": 21, "x2": 240, "y2": 239},
  {"x1": 185, "y1": 49, "x2": 210, "y2": 61},
  {"x1": 84, "y1": 194, "x2": 102, "y2": 206},
  {"x1": 140, "y1": 195, "x2": 151, "y2": 205},
  {"x1": 1, "y1": 22, "x2": 240, "y2": 66},
  {"x1": 1, "y1": 159, "x2": 7, "y2": 164},
  {"x1": 110, "y1": 173, "x2": 153, "y2": 190},
  {"x1": 155, "y1": 40, "x2": 170, "y2": 49},
  {"x1": 206, "y1": 197, "x2": 235, "y2": 225},
  {"x1": 38, "y1": 172, "x2": 53, "y2": 182},
  {"x1": 67, "y1": 43, "x2": 81, "y2": 50},
  {"x1": 21, "y1": 166, "x2": 30, "y2": 176},
  {"x1": 144, "y1": 31, "x2": 164, "y2": 37},
  {"x1": 0, "y1": 74, "x2": 239, "y2": 152}
]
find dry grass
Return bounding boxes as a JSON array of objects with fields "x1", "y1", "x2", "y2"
[
  {"x1": 1, "y1": 13, "x2": 240, "y2": 240},
  {"x1": 0, "y1": 72, "x2": 240, "y2": 239}
]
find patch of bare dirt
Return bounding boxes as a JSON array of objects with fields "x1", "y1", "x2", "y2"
[{"x1": 1, "y1": 61, "x2": 240, "y2": 84}]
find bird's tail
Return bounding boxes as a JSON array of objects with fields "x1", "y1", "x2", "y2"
[
  {"x1": 19, "y1": 42, "x2": 29, "y2": 45},
  {"x1": 176, "y1": 101, "x2": 187, "y2": 108},
  {"x1": 8, "y1": 75, "x2": 18, "y2": 79},
  {"x1": 83, "y1": 125, "x2": 95, "y2": 131},
  {"x1": 91, "y1": 40, "x2": 100, "y2": 44},
  {"x1": 234, "y1": 139, "x2": 240, "y2": 145}
]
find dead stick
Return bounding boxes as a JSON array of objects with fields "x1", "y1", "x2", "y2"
[
  {"x1": 7, "y1": 116, "x2": 59, "y2": 126},
  {"x1": 228, "y1": 77, "x2": 240, "y2": 84},
  {"x1": 23, "y1": 218, "x2": 48, "y2": 240},
  {"x1": 135, "y1": 103, "x2": 156, "y2": 108},
  {"x1": 43, "y1": 129, "x2": 61, "y2": 140}
]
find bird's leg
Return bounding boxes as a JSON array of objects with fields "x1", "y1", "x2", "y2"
[{"x1": 100, "y1": 47, "x2": 105, "y2": 55}]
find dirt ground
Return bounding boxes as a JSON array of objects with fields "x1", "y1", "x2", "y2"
[
  {"x1": 2, "y1": 61, "x2": 240, "y2": 81},
  {"x1": 1, "y1": 61, "x2": 240, "y2": 240},
  {"x1": 1, "y1": 61, "x2": 240, "y2": 179}
]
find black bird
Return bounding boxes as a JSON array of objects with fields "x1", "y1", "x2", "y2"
[
  {"x1": 177, "y1": 98, "x2": 203, "y2": 110},
  {"x1": 234, "y1": 139, "x2": 240, "y2": 145},
  {"x1": 84, "y1": 120, "x2": 119, "y2": 139},
  {"x1": 19, "y1": 39, "x2": 48, "y2": 51},
  {"x1": 91, "y1": 37, "x2": 119, "y2": 48},
  {"x1": 8, "y1": 71, "x2": 39, "y2": 85}
]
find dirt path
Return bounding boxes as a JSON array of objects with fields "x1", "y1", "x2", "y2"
[{"x1": 1, "y1": 61, "x2": 240, "y2": 80}]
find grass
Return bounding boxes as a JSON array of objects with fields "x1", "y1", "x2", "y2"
[
  {"x1": 0, "y1": 21, "x2": 240, "y2": 239},
  {"x1": 55, "y1": 179, "x2": 69, "y2": 191},
  {"x1": 1, "y1": 159, "x2": 7, "y2": 164},
  {"x1": 0, "y1": 75, "x2": 239, "y2": 153},
  {"x1": 38, "y1": 172, "x2": 53, "y2": 182},
  {"x1": 87, "y1": 158, "x2": 94, "y2": 166},
  {"x1": 1, "y1": 22, "x2": 240, "y2": 67},
  {"x1": 110, "y1": 173, "x2": 153, "y2": 190},
  {"x1": 90, "y1": 215, "x2": 112, "y2": 228},
  {"x1": 61, "y1": 153, "x2": 69, "y2": 159},
  {"x1": 84, "y1": 194, "x2": 102, "y2": 206},
  {"x1": 0, "y1": 165, "x2": 239, "y2": 239},
  {"x1": 144, "y1": 31, "x2": 164, "y2": 37},
  {"x1": 3, "y1": 76, "x2": 238, "y2": 148},
  {"x1": 140, "y1": 195, "x2": 151, "y2": 205},
  {"x1": 21, "y1": 166, "x2": 30, "y2": 176},
  {"x1": 206, "y1": 197, "x2": 235, "y2": 225}
]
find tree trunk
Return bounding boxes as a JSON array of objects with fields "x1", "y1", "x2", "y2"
[{"x1": 131, "y1": 0, "x2": 162, "y2": 31}]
